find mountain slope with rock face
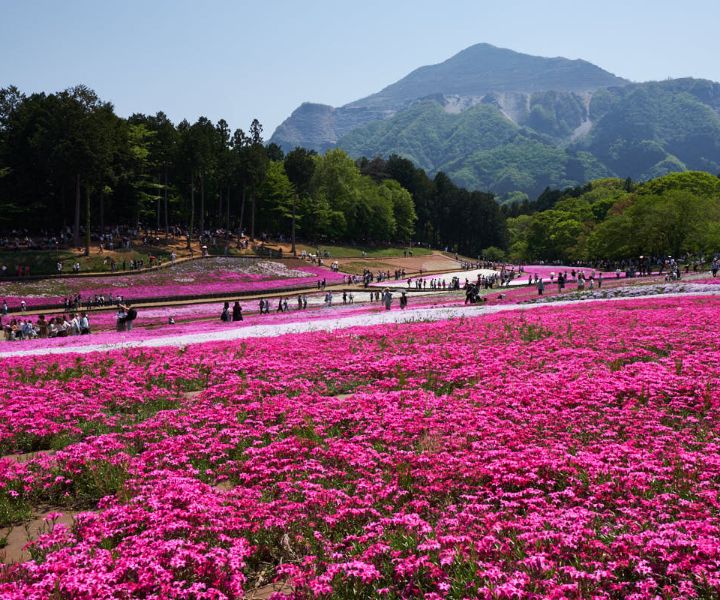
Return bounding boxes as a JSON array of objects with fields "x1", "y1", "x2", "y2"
[
  {"x1": 271, "y1": 44, "x2": 720, "y2": 198},
  {"x1": 271, "y1": 43, "x2": 626, "y2": 153}
]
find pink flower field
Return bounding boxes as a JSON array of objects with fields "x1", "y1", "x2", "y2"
[
  {"x1": 1, "y1": 259, "x2": 344, "y2": 308},
  {"x1": 1, "y1": 294, "x2": 720, "y2": 598}
]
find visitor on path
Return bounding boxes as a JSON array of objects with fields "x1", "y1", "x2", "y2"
[
  {"x1": 221, "y1": 302, "x2": 231, "y2": 322},
  {"x1": 116, "y1": 306, "x2": 127, "y2": 331},
  {"x1": 537, "y1": 278, "x2": 544, "y2": 296},
  {"x1": 125, "y1": 305, "x2": 137, "y2": 330},
  {"x1": 400, "y1": 291, "x2": 407, "y2": 309},
  {"x1": 36, "y1": 315, "x2": 49, "y2": 338},
  {"x1": 79, "y1": 312, "x2": 90, "y2": 335},
  {"x1": 383, "y1": 289, "x2": 393, "y2": 310},
  {"x1": 232, "y1": 301, "x2": 243, "y2": 321},
  {"x1": 69, "y1": 313, "x2": 81, "y2": 335}
]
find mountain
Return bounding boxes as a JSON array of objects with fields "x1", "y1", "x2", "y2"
[
  {"x1": 344, "y1": 43, "x2": 627, "y2": 109},
  {"x1": 271, "y1": 43, "x2": 627, "y2": 153},
  {"x1": 271, "y1": 44, "x2": 720, "y2": 199}
]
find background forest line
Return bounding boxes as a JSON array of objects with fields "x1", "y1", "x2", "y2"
[{"x1": 1, "y1": 85, "x2": 719, "y2": 262}]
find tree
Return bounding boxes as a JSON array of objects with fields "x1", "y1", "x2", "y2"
[
  {"x1": 129, "y1": 112, "x2": 178, "y2": 235},
  {"x1": 190, "y1": 117, "x2": 217, "y2": 236},
  {"x1": 57, "y1": 87, "x2": 120, "y2": 254},
  {"x1": 284, "y1": 147, "x2": 316, "y2": 254},
  {"x1": 380, "y1": 179, "x2": 416, "y2": 243},
  {"x1": 246, "y1": 119, "x2": 268, "y2": 239},
  {"x1": 176, "y1": 120, "x2": 197, "y2": 247},
  {"x1": 259, "y1": 160, "x2": 294, "y2": 241}
]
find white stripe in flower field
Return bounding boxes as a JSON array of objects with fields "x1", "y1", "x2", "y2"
[{"x1": 1, "y1": 288, "x2": 719, "y2": 358}]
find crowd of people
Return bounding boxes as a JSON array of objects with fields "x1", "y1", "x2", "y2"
[
  {"x1": 360, "y1": 268, "x2": 409, "y2": 287},
  {"x1": 2, "y1": 312, "x2": 91, "y2": 340},
  {"x1": 255, "y1": 295, "x2": 310, "y2": 315}
]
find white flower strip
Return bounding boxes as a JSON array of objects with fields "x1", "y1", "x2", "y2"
[{"x1": 1, "y1": 288, "x2": 719, "y2": 359}]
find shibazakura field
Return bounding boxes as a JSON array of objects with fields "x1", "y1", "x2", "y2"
[{"x1": 1, "y1": 296, "x2": 720, "y2": 598}]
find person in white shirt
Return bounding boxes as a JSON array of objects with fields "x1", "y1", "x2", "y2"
[
  {"x1": 79, "y1": 313, "x2": 90, "y2": 334},
  {"x1": 70, "y1": 313, "x2": 81, "y2": 335}
]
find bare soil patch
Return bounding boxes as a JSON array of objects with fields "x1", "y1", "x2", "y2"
[
  {"x1": 0, "y1": 510, "x2": 81, "y2": 564},
  {"x1": 336, "y1": 251, "x2": 459, "y2": 274},
  {"x1": 246, "y1": 581, "x2": 293, "y2": 599},
  {"x1": 1, "y1": 449, "x2": 56, "y2": 463}
]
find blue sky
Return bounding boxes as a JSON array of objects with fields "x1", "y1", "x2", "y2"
[{"x1": 2, "y1": 0, "x2": 719, "y2": 136}]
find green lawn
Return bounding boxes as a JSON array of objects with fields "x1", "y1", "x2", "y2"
[{"x1": 296, "y1": 244, "x2": 433, "y2": 258}]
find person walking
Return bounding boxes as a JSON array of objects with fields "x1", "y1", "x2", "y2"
[
  {"x1": 232, "y1": 301, "x2": 243, "y2": 321},
  {"x1": 383, "y1": 288, "x2": 393, "y2": 310},
  {"x1": 221, "y1": 302, "x2": 231, "y2": 322},
  {"x1": 125, "y1": 304, "x2": 137, "y2": 330},
  {"x1": 116, "y1": 306, "x2": 127, "y2": 331},
  {"x1": 79, "y1": 312, "x2": 90, "y2": 335},
  {"x1": 537, "y1": 278, "x2": 544, "y2": 296}
]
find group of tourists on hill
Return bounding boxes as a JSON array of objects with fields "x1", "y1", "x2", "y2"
[
  {"x1": 460, "y1": 260, "x2": 502, "y2": 271},
  {"x1": 361, "y1": 269, "x2": 408, "y2": 287},
  {"x1": 64, "y1": 294, "x2": 129, "y2": 311}
]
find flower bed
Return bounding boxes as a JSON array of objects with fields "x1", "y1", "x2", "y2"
[
  {"x1": 3, "y1": 276, "x2": 697, "y2": 351},
  {"x1": 0, "y1": 259, "x2": 344, "y2": 309},
  {"x1": 378, "y1": 264, "x2": 634, "y2": 289},
  {"x1": 1, "y1": 294, "x2": 720, "y2": 597},
  {"x1": 0, "y1": 291, "x2": 458, "y2": 351}
]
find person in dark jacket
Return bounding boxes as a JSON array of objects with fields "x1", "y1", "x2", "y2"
[{"x1": 232, "y1": 301, "x2": 243, "y2": 321}]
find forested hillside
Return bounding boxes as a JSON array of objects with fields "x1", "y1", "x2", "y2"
[{"x1": 505, "y1": 171, "x2": 720, "y2": 262}]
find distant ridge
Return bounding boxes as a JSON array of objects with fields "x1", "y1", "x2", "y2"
[
  {"x1": 270, "y1": 44, "x2": 720, "y2": 199},
  {"x1": 346, "y1": 43, "x2": 628, "y2": 109}
]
